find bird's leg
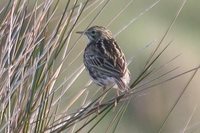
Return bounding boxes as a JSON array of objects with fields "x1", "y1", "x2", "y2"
[
  {"x1": 114, "y1": 89, "x2": 120, "y2": 107},
  {"x1": 97, "y1": 87, "x2": 107, "y2": 113}
]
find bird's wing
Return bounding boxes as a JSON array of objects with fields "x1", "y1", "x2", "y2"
[{"x1": 84, "y1": 39, "x2": 126, "y2": 77}]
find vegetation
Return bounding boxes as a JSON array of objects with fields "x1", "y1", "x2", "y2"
[{"x1": 0, "y1": 0, "x2": 199, "y2": 132}]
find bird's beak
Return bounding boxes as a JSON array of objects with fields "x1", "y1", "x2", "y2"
[{"x1": 76, "y1": 31, "x2": 85, "y2": 34}]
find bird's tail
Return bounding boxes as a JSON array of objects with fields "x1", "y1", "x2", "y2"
[
  {"x1": 116, "y1": 69, "x2": 130, "y2": 92},
  {"x1": 115, "y1": 79, "x2": 130, "y2": 92}
]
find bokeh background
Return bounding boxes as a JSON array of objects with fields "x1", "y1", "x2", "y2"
[
  {"x1": 63, "y1": 0, "x2": 199, "y2": 132},
  {"x1": 57, "y1": 0, "x2": 200, "y2": 132}
]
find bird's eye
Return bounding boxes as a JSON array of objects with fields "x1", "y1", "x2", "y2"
[{"x1": 91, "y1": 30, "x2": 95, "y2": 35}]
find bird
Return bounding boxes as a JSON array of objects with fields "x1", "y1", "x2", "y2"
[{"x1": 77, "y1": 26, "x2": 130, "y2": 93}]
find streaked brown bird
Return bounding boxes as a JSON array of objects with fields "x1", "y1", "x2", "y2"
[{"x1": 77, "y1": 26, "x2": 130, "y2": 92}]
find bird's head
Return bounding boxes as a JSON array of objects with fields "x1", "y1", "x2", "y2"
[{"x1": 77, "y1": 26, "x2": 113, "y2": 42}]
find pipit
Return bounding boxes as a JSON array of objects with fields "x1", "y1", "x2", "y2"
[{"x1": 77, "y1": 26, "x2": 130, "y2": 93}]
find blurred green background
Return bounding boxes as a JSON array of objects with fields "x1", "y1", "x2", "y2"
[
  {"x1": 67, "y1": 0, "x2": 200, "y2": 132},
  {"x1": 57, "y1": 0, "x2": 200, "y2": 132}
]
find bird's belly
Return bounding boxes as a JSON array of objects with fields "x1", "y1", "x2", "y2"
[{"x1": 87, "y1": 68, "x2": 115, "y2": 87}]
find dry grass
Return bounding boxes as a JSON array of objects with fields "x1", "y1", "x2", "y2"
[{"x1": 0, "y1": 0, "x2": 199, "y2": 132}]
